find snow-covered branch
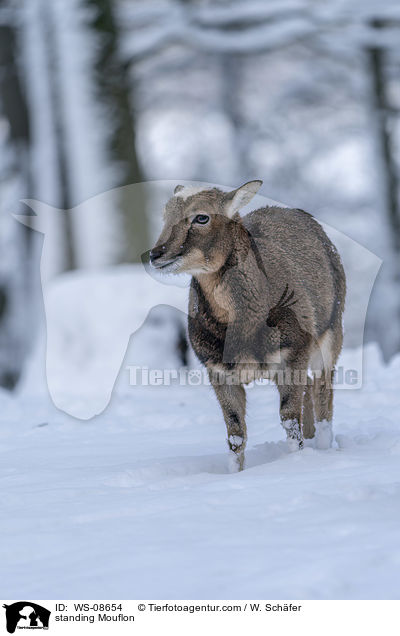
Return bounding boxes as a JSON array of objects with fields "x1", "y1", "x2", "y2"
[{"x1": 119, "y1": 0, "x2": 400, "y2": 62}]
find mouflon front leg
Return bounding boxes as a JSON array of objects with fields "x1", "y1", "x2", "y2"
[{"x1": 210, "y1": 378, "x2": 247, "y2": 471}]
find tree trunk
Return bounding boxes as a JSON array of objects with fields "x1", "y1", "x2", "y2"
[
  {"x1": 40, "y1": 0, "x2": 76, "y2": 271},
  {"x1": 367, "y1": 25, "x2": 400, "y2": 253},
  {"x1": 366, "y1": 20, "x2": 400, "y2": 357},
  {"x1": 85, "y1": 0, "x2": 150, "y2": 263},
  {"x1": 0, "y1": 8, "x2": 32, "y2": 387}
]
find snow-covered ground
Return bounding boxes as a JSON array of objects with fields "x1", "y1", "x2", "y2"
[{"x1": 1, "y1": 268, "x2": 400, "y2": 600}]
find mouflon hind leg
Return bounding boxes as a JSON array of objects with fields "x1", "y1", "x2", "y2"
[
  {"x1": 302, "y1": 377, "x2": 316, "y2": 439},
  {"x1": 313, "y1": 368, "x2": 334, "y2": 449},
  {"x1": 278, "y1": 380, "x2": 305, "y2": 452}
]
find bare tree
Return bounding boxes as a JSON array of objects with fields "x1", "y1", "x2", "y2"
[
  {"x1": 40, "y1": 0, "x2": 76, "y2": 271},
  {"x1": 0, "y1": 1, "x2": 32, "y2": 387},
  {"x1": 367, "y1": 19, "x2": 400, "y2": 256},
  {"x1": 84, "y1": 0, "x2": 150, "y2": 262}
]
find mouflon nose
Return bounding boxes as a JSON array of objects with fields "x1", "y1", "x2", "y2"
[{"x1": 149, "y1": 244, "x2": 166, "y2": 263}]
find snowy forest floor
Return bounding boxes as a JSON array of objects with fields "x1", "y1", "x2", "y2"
[{"x1": 1, "y1": 343, "x2": 400, "y2": 599}]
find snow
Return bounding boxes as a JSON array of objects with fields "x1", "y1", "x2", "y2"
[
  {"x1": 1, "y1": 266, "x2": 400, "y2": 600},
  {"x1": 1, "y1": 345, "x2": 400, "y2": 599},
  {"x1": 315, "y1": 421, "x2": 334, "y2": 450},
  {"x1": 228, "y1": 434, "x2": 244, "y2": 449}
]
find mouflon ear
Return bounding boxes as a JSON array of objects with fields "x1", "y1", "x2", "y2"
[
  {"x1": 224, "y1": 180, "x2": 263, "y2": 217},
  {"x1": 174, "y1": 184, "x2": 185, "y2": 195}
]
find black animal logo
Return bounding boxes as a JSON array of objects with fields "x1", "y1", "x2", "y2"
[{"x1": 2, "y1": 602, "x2": 50, "y2": 633}]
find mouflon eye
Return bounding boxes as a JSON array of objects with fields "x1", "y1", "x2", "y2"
[{"x1": 193, "y1": 214, "x2": 210, "y2": 225}]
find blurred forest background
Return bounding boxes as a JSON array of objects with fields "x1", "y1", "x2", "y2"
[{"x1": 0, "y1": 0, "x2": 400, "y2": 390}]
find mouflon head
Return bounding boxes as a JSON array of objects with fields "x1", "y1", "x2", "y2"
[{"x1": 149, "y1": 180, "x2": 262, "y2": 275}]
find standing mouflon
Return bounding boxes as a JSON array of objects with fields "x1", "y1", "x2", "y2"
[{"x1": 150, "y1": 181, "x2": 346, "y2": 470}]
